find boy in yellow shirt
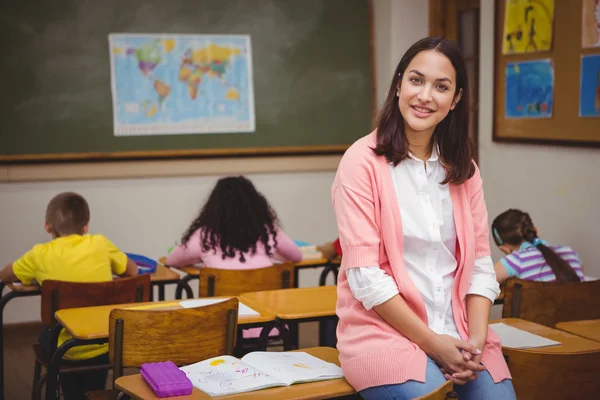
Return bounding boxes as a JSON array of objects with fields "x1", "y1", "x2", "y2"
[{"x1": 0, "y1": 192, "x2": 138, "y2": 399}]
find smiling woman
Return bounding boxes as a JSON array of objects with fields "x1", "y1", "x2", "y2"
[{"x1": 331, "y1": 37, "x2": 517, "y2": 400}]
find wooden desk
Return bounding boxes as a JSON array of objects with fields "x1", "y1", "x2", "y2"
[
  {"x1": 240, "y1": 286, "x2": 338, "y2": 350},
  {"x1": 491, "y1": 318, "x2": 600, "y2": 353},
  {"x1": 55, "y1": 299, "x2": 276, "y2": 340},
  {"x1": 555, "y1": 319, "x2": 600, "y2": 343},
  {"x1": 115, "y1": 347, "x2": 355, "y2": 400}
]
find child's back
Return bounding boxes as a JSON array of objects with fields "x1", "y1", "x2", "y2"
[
  {"x1": 499, "y1": 242, "x2": 584, "y2": 282},
  {"x1": 13, "y1": 233, "x2": 128, "y2": 285}
]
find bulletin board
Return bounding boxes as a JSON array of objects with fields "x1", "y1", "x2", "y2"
[{"x1": 493, "y1": 0, "x2": 600, "y2": 146}]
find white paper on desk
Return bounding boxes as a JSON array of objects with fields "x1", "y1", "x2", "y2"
[
  {"x1": 490, "y1": 323, "x2": 561, "y2": 349},
  {"x1": 179, "y1": 298, "x2": 260, "y2": 317}
]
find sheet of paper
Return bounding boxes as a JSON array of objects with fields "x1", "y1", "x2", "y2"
[
  {"x1": 241, "y1": 351, "x2": 343, "y2": 386},
  {"x1": 490, "y1": 323, "x2": 561, "y2": 349},
  {"x1": 180, "y1": 298, "x2": 260, "y2": 317}
]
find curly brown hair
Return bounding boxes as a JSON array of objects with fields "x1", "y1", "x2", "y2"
[{"x1": 181, "y1": 176, "x2": 279, "y2": 262}]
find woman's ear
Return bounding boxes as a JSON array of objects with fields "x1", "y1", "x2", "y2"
[{"x1": 450, "y1": 88, "x2": 463, "y2": 110}]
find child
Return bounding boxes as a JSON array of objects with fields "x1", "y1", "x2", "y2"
[
  {"x1": 0, "y1": 192, "x2": 138, "y2": 400},
  {"x1": 332, "y1": 37, "x2": 515, "y2": 399},
  {"x1": 166, "y1": 176, "x2": 301, "y2": 268},
  {"x1": 491, "y1": 209, "x2": 584, "y2": 284},
  {"x1": 317, "y1": 238, "x2": 342, "y2": 261}
]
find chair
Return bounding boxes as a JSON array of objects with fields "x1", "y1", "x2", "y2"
[
  {"x1": 86, "y1": 298, "x2": 239, "y2": 399},
  {"x1": 503, "y1": 347, "x2": 600, "y2": 399},
  {"x1": 415, "y1": 380, "x2": 456, "y2": 399},
  {"x1": 197, "y1": 263, "x2": 294, "y2": 297},
  {"x1": 198, "y1": 263, "x2": 294, "y2": 353},
  {"x1": 32, "y1": 275, "x2": 151, "y2": 400},
  {"x1": 502, "y1": 278, "x2": 600, "y2": 327}
]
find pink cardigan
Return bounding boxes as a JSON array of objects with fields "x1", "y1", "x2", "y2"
[{"x1": 332, "y1": 132, "x2": 511, "y2": 391}]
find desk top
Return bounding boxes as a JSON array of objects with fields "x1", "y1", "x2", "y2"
[
  {"x1": 239, "y1": 286, "x2": 337, "y2": 320},
  {"x1": 3, "y1": 266, "x2": 179, "y2": 294},
  {"x1": 491, "y1": 318, "x2": 600, "y2": 353},
  {"x1": 555, "y1": 319, "x2": 600, "y2": 343},
  {"x1": 150, "y1": 264, "x2": 181, "y2": 282},
  {"x1": 115, "y1": 346, "x2": 354, "y2": 400},
  {"x1": 55, "y1": 298, "x2": 276, "y2": 340}
]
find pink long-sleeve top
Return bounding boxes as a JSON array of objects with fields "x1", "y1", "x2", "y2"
[{"x1": 166, "y1": 227, "x2": 302, "y2": 269}]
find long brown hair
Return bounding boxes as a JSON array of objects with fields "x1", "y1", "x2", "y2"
[
  {"x1": 181, "y1": 176, "x2": 279, "y2": 262},
  {"x1": 491, "y1": 209, "x2": 580, "y2": 282},
  {"x1": 373, "y1": 36, "x2": 474, "y2": 184}
]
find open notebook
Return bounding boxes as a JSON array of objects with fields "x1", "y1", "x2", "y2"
[
  {"x1": 180, "y1": 351, "x2": 344, "y2": 397},
  {"x1": 490, "y1": 323, "x2": 561, "y2": 349}
]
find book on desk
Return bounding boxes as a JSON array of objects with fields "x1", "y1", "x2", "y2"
[{"x1": 180, "y1": 351, "x2": 344, "y2": 397}]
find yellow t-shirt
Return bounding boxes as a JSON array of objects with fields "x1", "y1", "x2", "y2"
[{"x1": 12, "y1": 234, "x2": 128, "y2": 361}]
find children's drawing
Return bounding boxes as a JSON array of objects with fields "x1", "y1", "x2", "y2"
[
  {"x1": 503, "y1": 0, "x2": 555, "y2": 54},
  {"x1": 505, "y1": 59, "x2": 554, "y2": 118},
  {"x1": 579, "y1": 55, "x2": 600, "y2": 117},
  {"x1": 582, "y1": 0, "x2": 600, "y2": 48}
]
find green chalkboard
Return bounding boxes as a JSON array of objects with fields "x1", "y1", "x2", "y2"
[{"x1": 0, "y1": 0, "x2": 373, "y2": 162}]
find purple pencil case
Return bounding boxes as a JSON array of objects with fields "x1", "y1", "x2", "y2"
[{"x1": 141, "y1": 361, "x2": 193, "y2": 398}]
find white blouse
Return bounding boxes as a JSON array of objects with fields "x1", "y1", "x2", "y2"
[{"x1": 346, "y1": 149, "x2": 500, "y2": 339}]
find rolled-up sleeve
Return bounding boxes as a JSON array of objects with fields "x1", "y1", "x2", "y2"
[
  {"x1": 346, "y1": 266, "x2": 399, "y2": 310},
  {"x1": 468, "y1": 255, "x2": 500, "y2": 303}
]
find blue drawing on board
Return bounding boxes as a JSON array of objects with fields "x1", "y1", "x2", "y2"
[
  {"x1": 505, "y1": 59, "x2": 554, "y2": 118},
  {"x1": 579, "y1": 54, "x2": 600, "y2": 117}
]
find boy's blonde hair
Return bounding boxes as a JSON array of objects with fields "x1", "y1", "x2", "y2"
[{"x1": 45, "y1": 192, "x2": 90, "y2": 237}]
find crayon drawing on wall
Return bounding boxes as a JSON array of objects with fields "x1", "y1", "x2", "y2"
[
  {"x1": 582, "y1": 0, "x2": 600, "y2": 48},
  {"x1": 579, "y1": 55, "x2": 600, "y2": 117},
  {"x1": 502, "y1": 0, "x2": 555, "y2": 54},
  {"x1": 505, "y1": 59, "x2": 554, "y2": 119}
]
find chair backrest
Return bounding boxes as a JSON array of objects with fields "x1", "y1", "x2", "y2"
[
  {"x1": 198, "y1": 263, "x2": 294, "y2": 297},
  {"x1": 502, "y1": 278, "x2": 600, "y2": 327},
  {"x1": 40, "y1": 275, "x2": 151, "y2": 325},
  {"x1": 415, "y1": 380, "x2": 455, "y2": 400},
  {"x1": 108, "y1": 297, "x2": 239, "y2": 382},
  {"x1": 503, "y1": 346, "x2": 600, "y2": 399}
]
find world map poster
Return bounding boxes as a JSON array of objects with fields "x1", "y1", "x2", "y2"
[{"x1": 109, "y1": 34, "x2": 255, "y2": 136}]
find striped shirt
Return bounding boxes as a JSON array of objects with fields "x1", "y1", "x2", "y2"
[{"x1": 500, "y1": 240, "x2": 584, "y2": 282}]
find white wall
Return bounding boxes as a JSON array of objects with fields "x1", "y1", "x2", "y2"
[
  {"x1": 0, "y1": 172, "x2": 339, "y2": 323},
  {"x1": 479, "y1": 1, "x2": 600, "y2": 279}
]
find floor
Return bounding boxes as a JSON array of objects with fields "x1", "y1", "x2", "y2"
[{"x1": 2, "y1": 321, "x2": 321, "y2": 400}]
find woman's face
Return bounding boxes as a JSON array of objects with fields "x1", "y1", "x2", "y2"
[{"x1": 397, "y1": 50, "x2": 461, "y2": 135}]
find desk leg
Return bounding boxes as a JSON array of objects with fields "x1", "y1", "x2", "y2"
[
  {"x1": 175, "y1": 275, "x2": 196, "y2": 299},
  {"x1": 158, "y1": 284, "x2": 166, "y2": 301},
  {"x1": 318, "y1": 263, "x2": 339, "y2": 286},
  {"x1": 45, "y1": 328, "x2": 107, "y2": 400},
  {"x1": 0, "y1": 289, "x2": 34, "y2": 400},
  {"x1": 319, "y1": 316, "x2": 339, "y2": 348}
]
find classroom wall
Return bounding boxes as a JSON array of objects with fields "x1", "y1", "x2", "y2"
[
  {"x1": 479, "y1": 1, "x2": 600, "y2": 280},
  {"x1": 0, "y1": 0, "x2": 429, "y2": 324}
]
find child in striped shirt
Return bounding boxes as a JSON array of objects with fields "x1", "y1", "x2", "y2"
[{"x1": 491, "y1": 209, "x2": 584, "y2": 283}]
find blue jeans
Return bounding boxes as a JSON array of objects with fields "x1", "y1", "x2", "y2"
[{"x1": 360, "y1": 357, "x2": 516, "y2": 400}]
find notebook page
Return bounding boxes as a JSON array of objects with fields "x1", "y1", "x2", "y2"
[
  {"x1": 490, "y1": 323, "x2": 561, "y2": 349},
  {"x1": 179, "y1": 298, "x2": 260, "y2": 317},
  {"x1": 180, "y1": 355, "x2": 283, "y2": 397},
  {"x1": 241, "y1": 351, "x2": 344, "y2": 386}
]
